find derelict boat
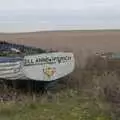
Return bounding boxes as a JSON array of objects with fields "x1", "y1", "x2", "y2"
[
  {"x1": 0, "y1": 57, "x2": 24, "y2": 80},
  {"x1": 0, "y1": 52, "x2": 75, "y2": 82}
]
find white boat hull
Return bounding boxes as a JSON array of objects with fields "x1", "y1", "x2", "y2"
[{"x1": 0, "y1": 52, "x2": 75, "y2": 81}]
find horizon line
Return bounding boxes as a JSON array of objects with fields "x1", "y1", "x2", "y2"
[{"x1": 0, "y1": 28, "x2": 120, "y2": 34}]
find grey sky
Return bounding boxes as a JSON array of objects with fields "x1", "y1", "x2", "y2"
[{"x1": 0, "y1": 0, "x2": 120, "y2": 32}]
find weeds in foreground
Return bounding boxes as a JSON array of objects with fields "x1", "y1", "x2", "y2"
[
  {"x1": 0, "y1": 89, "x2": 112, "y2": 120},
  {"x1": 0, "y1": 53, "x2": 120, "y2": 119}
]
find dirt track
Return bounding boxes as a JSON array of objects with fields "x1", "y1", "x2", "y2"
[{"x1": 0, "y1": 30, "x2": 120, "y2": 65}]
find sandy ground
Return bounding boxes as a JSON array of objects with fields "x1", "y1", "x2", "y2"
[{"x1": 0, "y1": 30, "x2": 120, "y2": 65}]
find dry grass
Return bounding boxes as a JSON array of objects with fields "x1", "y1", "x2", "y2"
[
  {"x1": 1, "y1": 30, "x2": 120, "y2": 119},
  {"x1": 1, "y1": 30, "x2": 120, "y2": 53},
  {"x1": 0, "y1": 52, "x2": 119, "y2": 119},
  {"x1": 0, "y1": 89, "x2": 112, "y2": 120},
  {"x1": 0, "y1": 52, "x2": 119, "y2": 120},
  {"x1": 57, "y1": 53, "x2": 120, "y2": 119}
]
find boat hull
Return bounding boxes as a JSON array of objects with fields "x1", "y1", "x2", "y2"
[{"x1": 0, "y1": 52, "x2": 75, "y2": 82}]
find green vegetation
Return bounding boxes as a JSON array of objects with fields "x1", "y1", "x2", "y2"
[
  {"x1": 0, "y1": 51, "x2": 20, "y2": 57},
  {"x1": 0, "y1": 90, "x2": 111, "y2": 120},
  {"x1": 0, "y1": 46, "x2": 120, "y2": 119},
  {"x1": 0, "y1": 48, "x2": 46, "y2": 57},
  {"x1": 50, "y1": 29, "x2": 120, "y2": 33},
  {"x1": 0, "y1": 41, "x2": 47, "y2": 57}
]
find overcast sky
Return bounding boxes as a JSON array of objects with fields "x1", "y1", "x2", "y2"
[{"x1": 0, "y1": 0, "x2": 120, "y2": 32}]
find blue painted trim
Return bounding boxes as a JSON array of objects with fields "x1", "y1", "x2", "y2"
[{"x1": 0, "y1": 57, "x2": 23, "y2": 63}]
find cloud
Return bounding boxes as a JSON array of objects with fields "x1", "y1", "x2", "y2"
[
  {"x1": 0, "y1": 0, "x2": 119, "y2": 11},
  {"x1": 0, "y1": 0, "x2": 120, "y2": 32}
]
